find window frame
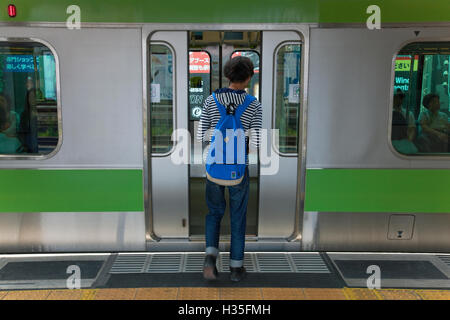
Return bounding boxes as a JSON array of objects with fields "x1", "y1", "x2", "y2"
[
  {"x1": 388, "y1": 39, "x2": 450, "y2": 160},
  {"x1": 272, "y1": 41, "x2": 302, "y2": 157},
  {"x1": 0, "y1": 37, "x2": 62, "y2": 161},
  {"x1": 149, "y1": 41, "x2": 177, "y2": 156}
]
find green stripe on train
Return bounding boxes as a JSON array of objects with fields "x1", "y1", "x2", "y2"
[
  {"x1": 1, "y1": 168, "x2": 449, "y2": 213},
  {"x1": 0, "y1": 0, "x2": 449, "y2": 24},
  {"x1": 0, "y1": 169, "x2": 143, "y2": 212},
  {"x1": 304, "y1": 169, "x2": 450, "y2": 213}
]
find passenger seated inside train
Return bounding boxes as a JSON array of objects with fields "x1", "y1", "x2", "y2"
[
  {"x1": 0, "y1": 95, "x2": 24, "y2": 154},
  {"x1": 416, "y1": 93, "x2": 449, "y2": 153},
  {"x1": 393, "y1": 89, "x2": 416, "y2": 141},
  {"x1": 436, "y1": 71, "x2": 450, "y2": 117},
  {"x1": 0, "y1": 94, "x2": 20, "y2": 139},
  {"x1": 391, "y1": 110, "x2": 418, "y2": 154},
  {"x1": 18, "y1": 76, "x2": 39, "y2": 153}
]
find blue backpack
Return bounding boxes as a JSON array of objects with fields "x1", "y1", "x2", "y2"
[{"x1": 206, "y1": 92, "x2": 256, "y2": 186}]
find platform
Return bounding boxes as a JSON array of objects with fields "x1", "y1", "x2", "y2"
[{"x1": 1, "y1": 252, "x2": 450, "y2": 300}]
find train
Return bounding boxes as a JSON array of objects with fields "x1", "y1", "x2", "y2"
[{"x1": 0, "y1": 0, "x2": 449, "y2": 253}]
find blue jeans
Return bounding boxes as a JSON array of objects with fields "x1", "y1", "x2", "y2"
[{"x1": 205, "y1": 167, "x2": 249, "y2": 268}]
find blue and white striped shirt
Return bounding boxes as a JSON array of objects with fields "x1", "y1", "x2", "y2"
[{"x1": 196, "y1": 88, "x2": 262, "y2": 149}]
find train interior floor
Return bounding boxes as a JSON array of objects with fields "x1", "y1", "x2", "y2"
[{"x1": 1, "y1": 252, "x2": 450, "y2": 300}]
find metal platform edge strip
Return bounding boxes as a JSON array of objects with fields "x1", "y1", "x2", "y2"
[{"x1": 109, "y1": 252, "x2": 331, "y2": 274}]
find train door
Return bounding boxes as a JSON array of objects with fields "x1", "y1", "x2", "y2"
[
  {"x1": 258, "y1": 31, "x2": 302, "y2": 239},
  {"x1": 147, "y1": 30, "x2": 303, "y2": 244},
  {"x1": 148, "y1": 31, "x2": 189, "y2": 238},
  {"x1": 188, "y1": 31, "x2": 261, "y2": 238}
]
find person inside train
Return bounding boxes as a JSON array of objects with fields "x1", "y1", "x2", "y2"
[
  {"x1": 197, "y1": 56, "x2": 262, "y2": 282},
  {"x1": 417, "y1": 93, "x2": 449, "y2": 153},
  {"x1": 393, "y1": 89, "x2": 416, "y2": 141},
  {"x1": 0, "y1": 94, "x2": 20, "y2": 139},
  {"x1": 0, "y1": 95, "x2": 24, "y2": 154},
  {"x1": 391, "y1": 110, "x2": 418, "y2": 154},
  {"x1": 436, "y1": 71, "x2": 449, "y2": 116},
  {"x1": 18, "y1": 76, "x2": 39, "y2": 153}
]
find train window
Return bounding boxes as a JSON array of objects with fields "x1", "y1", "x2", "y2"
[
  {"x1": 231, "y1": 51, "x2": 260, "y2": 99},
  {"x1": 274, "y1": 43, "x2": 301, "y2": 154},
  {"x1": 0, "y1": 40, "x2": 60, "y2": 158},
  {"x1": 150, "y1": 44, "x2": 174, "y2": 154},
  {"x1": 189, "y1": 50, "x2": 211, "y2": 121},
  {"x1": 391, "y1": 42, "x2": 450, "y2": 156}
]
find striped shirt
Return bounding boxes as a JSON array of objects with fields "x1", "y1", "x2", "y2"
[{"x1": 196, "y1": 88, "x2": 263, "y2": 149}]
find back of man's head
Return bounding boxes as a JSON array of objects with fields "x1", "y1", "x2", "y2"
[{"x1": 224, "y1": 56, "x2": 254, "y2": 83}]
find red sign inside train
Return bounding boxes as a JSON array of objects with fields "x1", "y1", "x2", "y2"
[{"x1": 189, "y1": 51, "x2": 210, "y2": 73}]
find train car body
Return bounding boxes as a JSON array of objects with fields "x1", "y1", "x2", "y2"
[{"x1": 0, "y1": 0, "x2": 449, "y2": 253}]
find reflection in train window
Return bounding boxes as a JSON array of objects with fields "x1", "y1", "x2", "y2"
[
  {"x1": 392, "y1": 42, "x2": 450, "y2": 155},
  {"x1": 274, "y1": 43, "x2": 301, "y2": 154},
  {"x1": 231, "y1": 50, "x2": 260, "y2": 99},
  {"x1": 150, "y1": 44, "x2": 174, "y2": 154},
  {"x1": 0, "y1": 41, "x2": 59, "y2": 156},
  {"x1": 189, "y1": 51, "x2": 211, "y2": 121}
]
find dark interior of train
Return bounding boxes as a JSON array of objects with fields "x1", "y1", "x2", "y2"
[
  {"x1": 188, "y1": 31, "x2": 261, "y2": 237},
  {"x1": 0, "y1": 42, "x2": 58, "y2": 155},
  {"x1": 392, "y1": 42, "x2": 450, "y2": 155}
]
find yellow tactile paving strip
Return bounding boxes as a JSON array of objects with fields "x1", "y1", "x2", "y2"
[
  {"x1": 3, "y1": 290, "x2": 52, "y2": 300},
  {"x1": 135, "y1": 288, "x2": 178, "y2": 300},
  {"x1": 415, "y1": 290, "x2": 450, "y2": 300},
  {"x1": 220, "y1": 288, "x2": 263, "y2": 300},
  {"x1": 47, "y1": 289, "x2": 83, "y2": 300},
  {"x1": 304, "y1": 288, "x2": 348, "y2": 300},
  {"x1": 261, "y1": 288, "x2": 305, "y2": 300},
  {"x1": 178, "y1": 287, "x2": 220, "y2": 300},
  {"x1": 1, "y1": 287, "x2": 450, "y2": 300}
]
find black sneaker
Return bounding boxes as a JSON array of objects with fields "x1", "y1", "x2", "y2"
[
  {"x1": 230, "y1": 267, "x2": 246, "y2": 282},
  {"x1": 203, "y1": 255, "x2": 218, "y2": 280}
]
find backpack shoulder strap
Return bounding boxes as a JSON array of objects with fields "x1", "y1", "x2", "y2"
[
  {"x1": 212, "y1": 92, "x2": 227, "y2": 118},
  {"x1": 234, "y1": 94, "x2": 256, "y2": 120}
]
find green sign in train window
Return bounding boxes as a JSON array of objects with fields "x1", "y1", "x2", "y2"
[{"x1": 0, "y1": 41, "x2": 59, "y2": 157}]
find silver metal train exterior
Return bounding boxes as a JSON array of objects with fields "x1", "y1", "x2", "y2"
[{"x1": 0, "y1": 15, "x2": 449, "y2": 253}]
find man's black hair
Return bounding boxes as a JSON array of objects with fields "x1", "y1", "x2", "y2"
[
  {"x1": 422, "y1": 93, "x2": 439, "y2": 109},
  {"x1": 224, "y1": 56, "x2": 254, "y2": 83}
]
